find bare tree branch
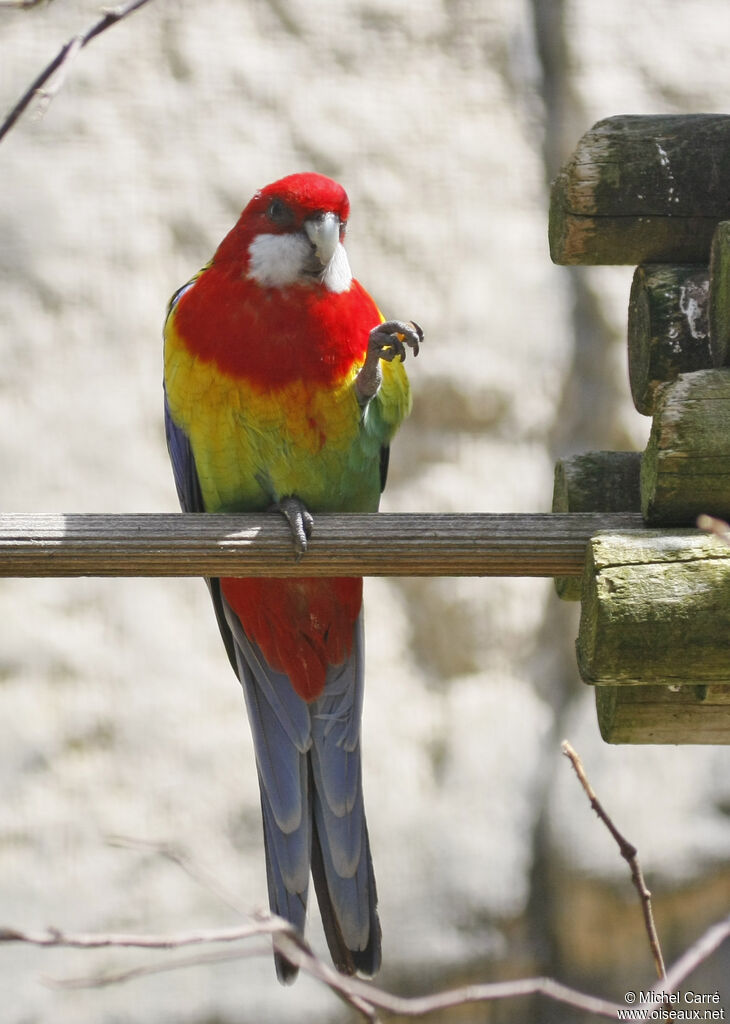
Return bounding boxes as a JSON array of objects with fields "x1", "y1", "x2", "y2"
[
  {"x1": 0, "y1": 0, "x2": 156, "y2": 143},
  {"x1": 6, "y1": 912, "x2": 729, "y2": 1020},
  {"x1": 351, "y1": 975, "x2": 625, "y2": 1020},
  {"x1": 1, "y1": 763, "x2": 725, "y2": 1021},
  {"x1": 561, "y1": 740, "x2": 666, "y2": 980},
  {"x1": 0, "y1": 919, "x2": 285, "y2": 952},
  {"x1": 3, "y1": 849, "x2": 729, "y2": 1020},
  {"x1": 0, "y1": 918, "x2": 629, "y2": 1020}
]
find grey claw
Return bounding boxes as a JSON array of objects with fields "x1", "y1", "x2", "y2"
[
  {"x1": 409, "y1": 320, "x2": 424, "y2": 355},
  {"x1": 369, "y1": 319, "x2": 423, "y2": 362},
  {"x1": 273, "y1": 496, "x2": 313, "y2": 560}
]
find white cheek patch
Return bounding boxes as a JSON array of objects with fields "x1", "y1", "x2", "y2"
[
  {"x1": 321, "y1": 242, "x2": 353, "y2": 294},
  {"x1": 247, "y1": 232, "x2": 312, "y2": 288},
  {"x1": 247, "y1": 232, "x2": 353, "y2": 293}
]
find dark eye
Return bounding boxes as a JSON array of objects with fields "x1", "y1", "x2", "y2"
[
  {"x1": 339, "y1": 220, "x2": 347, "y2": 240},
  {"x1": 266, "y1": 199, "x2": 294, "y2": 226}
]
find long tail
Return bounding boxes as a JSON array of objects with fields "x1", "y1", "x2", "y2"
[
  {"x1": 224, "y1": 603, "x2": 380, "y2": 982},
  {"x1": 308, "y1": 619, "x2": 381, "y2": 976}
]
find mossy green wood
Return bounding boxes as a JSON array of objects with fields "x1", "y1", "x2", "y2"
[
  {"x1": 709, "y1": 221, "x2": 730, "y2": 368},
  {"x1": 550, "y1": 114, "x2": 730, "y2": 265},
  {"x1": 641, "y1": 369, "x2": 730, "y2": 525},
  {"x1": 596, "y1": 684, "x2": 730, "y2": 744},
  {"x1": 577, "y1": 530, "x2": 730, "y2": 686},
  {"x1": 552, "y1": 451, "x2": 641, "y2": 600},
  {"x1": 628, "y1": 265, "x2": 711, "y2": 416}
]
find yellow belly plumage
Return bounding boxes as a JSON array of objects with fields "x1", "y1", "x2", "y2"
[{"x1": 164, "y1": 321, "x2": 411, "y2": 515}]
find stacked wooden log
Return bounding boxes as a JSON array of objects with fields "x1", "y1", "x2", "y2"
[{"x1": 549, "y1": 114, "x2": 730, "y2": 745}]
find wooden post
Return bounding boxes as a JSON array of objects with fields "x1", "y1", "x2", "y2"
[
  {"x1": 641, "y1": 369, "x2": 730, "y2": 525},
  {"x1": 577, "y1": 530, "x2": 730, "y2": 687},
  {"x1": 628, "y1": 265, "x2": 711, "y2": 416},
  {"x1": 581, "y1": 529, "x2": 730, "y2": 747},
  {"x1": 552, "y1": 452, "x2": 641, "y2": 600},
  {"x1": 709, "y1": 220, "x2": 730, "y2": 368},
  {"x1": 550, "y1": 114, "x2": 730, "y2": 265},
  {"x1": 596, "y1": 684, "x2": 730, "y2": 744}
]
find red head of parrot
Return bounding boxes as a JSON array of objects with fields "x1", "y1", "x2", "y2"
[{"x1": 170, "y1": 172, "x2": 376, "y2": 391}]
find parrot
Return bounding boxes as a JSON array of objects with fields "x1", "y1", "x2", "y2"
[{"x1": 162, "y1": 172, "x2": 422, "y2": 983}]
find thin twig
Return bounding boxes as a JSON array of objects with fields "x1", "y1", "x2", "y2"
[
  {"x1": 48, "y1": 931, "x2": 378, "y2": 1020},
  {"x1": 46, "y1": 945, "x2": 272, "y2": 989},
  {"x1": 106, "y1": 835, "x2": 247, "y2": 917},
  {"x1": 0, "y1": 0, "x2": 156, "y2": 143},
  {"x1": 346, "y1": 974, "x2": 625, "y2": 1020},
  {"x1": 0, "y1": 920, "x2": 283, "y2": 952},
  {"x1": 561, "y1": 740, "x2": 666, "y2": 980}
]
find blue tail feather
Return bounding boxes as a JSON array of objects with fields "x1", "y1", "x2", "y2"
[
  {"x1": 310, "y1": 738, "x2": 363, "y2": 876},
  {"x1": 259, "y1": 785, "x2": 310, "y2": 985}
]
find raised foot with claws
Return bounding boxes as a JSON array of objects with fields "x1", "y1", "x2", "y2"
[{"x1": 356, "y1": 319, "x2": 423, "y2": 400}]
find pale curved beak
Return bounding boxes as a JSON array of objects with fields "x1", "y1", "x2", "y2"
[{"x1": 304, "y1": 211, "x2": 340, "y2": 266}]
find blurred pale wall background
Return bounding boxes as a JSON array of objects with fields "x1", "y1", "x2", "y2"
[{"x1": 0, "y1": 1, "x2": 729, "y2": 1021}]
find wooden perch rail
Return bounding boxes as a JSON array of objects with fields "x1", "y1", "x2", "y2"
[{"x1": 0, "y1": 512, "x2": 645, "y2": 579}]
